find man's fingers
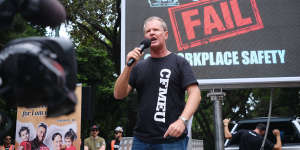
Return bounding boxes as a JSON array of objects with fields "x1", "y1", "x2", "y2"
[
  {"x1": 164, "y1": 124, "x2": 185, "y2": 138},
  {"x1": 163, "y1": 128, "x2": 170, "y2": 138}
]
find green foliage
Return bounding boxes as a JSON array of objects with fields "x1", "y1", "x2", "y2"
[
  {"x1": 0, "y1": 15, "x2": 46, "y2": 49},
  {"x1": 76, "y1": 45, "x2": 114, "y2": 85},
  {"x1": 61, "y1": 0, "x2": 121, "y2": 72},
  {"x1": 59, "y1": 1, "x2": 127, "y2": 146}
]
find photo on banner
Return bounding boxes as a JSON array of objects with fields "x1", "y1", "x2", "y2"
[{"x1": 15, "y1": 84, "x2": 82, "y2": 150}]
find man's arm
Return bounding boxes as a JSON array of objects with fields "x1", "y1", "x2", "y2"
[
  {"x1": 99, "y1": 145, "x2": 105, "y2": 150},
  {"x1": 272, "y1": 129, "x2": 282, "y2": 150},
  {"x1": 114, "y1": 66, "x2": 133, "y2": 99},
  {"x1": 114, "y1": 48, "x2": 142, "y2": 99},
  {"x1": 84, "y1": 146, "x2": 88, "y2": 150},
  {"x1": 164, "y1": 84, "x2": 201, "y2": 138},
  {"x1": 223, "y1": 118, "x2": 232, "y2": 139}
]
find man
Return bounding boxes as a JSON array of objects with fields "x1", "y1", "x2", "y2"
[
  {"x1": 114, "y1": 16, "x2": 201, "y2": 150},
  {"x1": 0, "y1": 135, "x2": 14, "y2": 150},
  {"x1": 31, "y1": 123, "x2": 49, "y2": 150},
  {"x1": 110, "y1": 126, "x2": 123, "y2": 150},
  {"x1": 84, "y1": 125, "x2": 106, "y2": 150},
  {"x1": 223, "y1": 118, "x2": 282, "y2": 150}
]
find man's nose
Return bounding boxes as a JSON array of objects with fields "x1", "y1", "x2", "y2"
[{"x1": 149, "y1": 30, "x2": 156, "y2": 35}]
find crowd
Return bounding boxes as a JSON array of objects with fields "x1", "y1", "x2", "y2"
[{"x1": 1, "y1": 124, "x2": 123, "y2": 150}]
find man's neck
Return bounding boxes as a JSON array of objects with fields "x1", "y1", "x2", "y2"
[
  {"x1": 91, "y1": 135, "x2": 98, "y2": 138},
  {"x1": 150, "y1": 47, "x2": 170, "y2": 58}
]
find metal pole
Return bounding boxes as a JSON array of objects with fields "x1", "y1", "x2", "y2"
[{"x1": 207, "y1": 89, "x2": 226, "y2": 150}]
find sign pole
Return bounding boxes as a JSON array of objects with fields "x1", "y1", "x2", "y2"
[{"x1": 207, "y1": 89, "x2": 226, "y2": 150}]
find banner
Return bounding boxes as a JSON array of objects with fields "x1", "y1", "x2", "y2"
[
  {"x1": 121, "y1": 0, "x2": 300, "y2": 89},
  {"x1": 15, "y1": 84, "x2": 82, "y2": 150}
]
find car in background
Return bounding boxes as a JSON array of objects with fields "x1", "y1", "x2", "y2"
[{"x1": 224, "y1": 117, "x2": 300, "y2": 150}]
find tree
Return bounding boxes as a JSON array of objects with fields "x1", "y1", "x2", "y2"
[
  {"x1": 0, "y1": 15, "x2": 46, "y2": 49},
  {"x1": 61, "y1": 0, "x2": 121, "y2": 73},
  {"x1": 60, "y1": 0, "x2": 129, "y2": 143}
]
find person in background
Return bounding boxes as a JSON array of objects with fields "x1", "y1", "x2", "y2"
[
  {"x1": 0, "y1": 135, "x2": 14, "y2": 150},
  {"x1": 18, "y1": 126, "x2": 31, "y2": 150},
  {"x1": 110, "y1": 126, "x2": 123, "y2": 150},
  {"x1": 223, "y1": 118, "x2": 282, "y2": 150},
  {"x1": 64, "y1": 129, "x2": 77, "y2": 150},
  {"x1": 84, "y1": 125, "x2": 105, "y2": 150}
]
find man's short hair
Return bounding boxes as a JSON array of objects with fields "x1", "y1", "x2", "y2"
[
  {"x1": 256, "y1": 123, "x2": 266, "y2": 131},
  {"x1": 143, "y1": 16, "x2": 168, "y2": 32}
]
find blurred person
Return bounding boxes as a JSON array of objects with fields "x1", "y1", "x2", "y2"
[
  {"x1": 52, "y1": 133, "x2": 63, "y2": 150},
  {"x1": 114, "y1": 16, "x2": 201, "y2": 150},
  {"x1": 64, "y1": 129, "x2": 77, "y2": 150},
  {"x1": 18, "y1": 127, "x2": 31, "y2": 150},
  {"x1": 110, "y1": 126, "x2": 123, "y2": 150},
  {"x1": 0, "y1": 135, "x2": 14, "y2": 150},
  {"x1": 223, "y1": 118, "x2": 282, "y2": 150},
  {"x1": 30, "y1": 123, "x2": 49, "y2": 150},
  {"x1": 84, "y1": 125, "x2": 105, "y2": 150}
]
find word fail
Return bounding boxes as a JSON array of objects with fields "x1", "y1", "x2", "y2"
[{"x1": 168, "y1": 0, "x2": 264, "y2": 51}]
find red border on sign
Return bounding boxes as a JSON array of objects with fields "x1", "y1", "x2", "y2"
[{"x1": 168, "y1": 0, "x2": 264, "y2": 51}]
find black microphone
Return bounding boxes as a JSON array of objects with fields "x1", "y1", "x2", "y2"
[
  {"x1": 20, "y1": 0, "x2": 66, "y2": 27},
  {"x1": 127, "y1": 39, "x2": 151, "y2": 66}
]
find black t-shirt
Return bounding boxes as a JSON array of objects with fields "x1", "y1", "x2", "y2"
[
  {"x1": 129, "y1": 53, "x2": 198, "y2": 143},
  {"x1": 230, "y1": 129, "x2": 274, "y2": 150}
]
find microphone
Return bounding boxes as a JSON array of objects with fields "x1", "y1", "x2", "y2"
[
  {"x1": 20, "y1": 0, "x2": 66, "y2": 27},
  {"x1": 127, "y1": 39, "x2": 151, "y2": 66}
]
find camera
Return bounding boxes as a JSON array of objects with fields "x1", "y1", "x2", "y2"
[{"x1": 0, "y1": 37, "x2": 78, "y2": 117}]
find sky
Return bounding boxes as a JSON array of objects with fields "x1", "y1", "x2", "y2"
[{"x1": 46, "y1": 24, "x2": 71, "y2": 38}]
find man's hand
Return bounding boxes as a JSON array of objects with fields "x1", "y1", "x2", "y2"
[
  {"x1": 272, "y1": 129, "x2": 282, "y2": 150},
  {"x1": 273, "y1": 129, "x2": 280, "y2": 136},
  {"x1": 223, "y1": 118, "x2": 231, "y2": 126},
  {"x1": 223, "y1": 118, "x2": 233, "y2": 139},
  {"x1": 163, "y1": 119, "x2": 186, "y2": 138},
  {"x1": 126, "y1": 47, "x2": 143, "y2": 66}
]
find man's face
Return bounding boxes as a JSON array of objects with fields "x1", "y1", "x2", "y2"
[
  {"x1": 4, "y1": 136, "x2": 11, "y2": 145},
  {"x1": 37, "y1": 127, "x2": 46, "y2": 142},
  {"x1": 144, "y1": 19, "x2": 168, "y2": 50},
  {"x1": 91, "y1": 129, "x2": 99, "y2": 137},
  {"x1": 114, "y1": 132, "x2": 122, "y2": 139}
]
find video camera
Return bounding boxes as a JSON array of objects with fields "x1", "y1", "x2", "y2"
[
  {"x1": 0, "y1": 37, "x2": 78, "y2": 117},
  {"x1": 0, "y1": 0, "x2": 77, "y2": 117}
]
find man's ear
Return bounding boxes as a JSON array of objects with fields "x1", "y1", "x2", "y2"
[{"x1": 165, "y1": 31, "x2": 168, "y2": 40}]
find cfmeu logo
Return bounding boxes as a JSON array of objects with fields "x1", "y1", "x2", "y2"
[
  {"x1": 168, "y1": 0, "x2": 264, "y2": 51},
  {"x1": 148, "y1": 0, "x2": 179, "y2": 7}
]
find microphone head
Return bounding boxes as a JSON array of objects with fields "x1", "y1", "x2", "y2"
[
  {"x1": 20, "y1": 0, "x2": 66, "y2": 27},
  {"x1": 140, "y1": 39, "x2": 151, "y2": 49}
]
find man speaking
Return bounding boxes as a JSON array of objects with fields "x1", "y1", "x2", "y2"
[{"x1": 114, "y1": 16, "x2": 201, "y2": 150}]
